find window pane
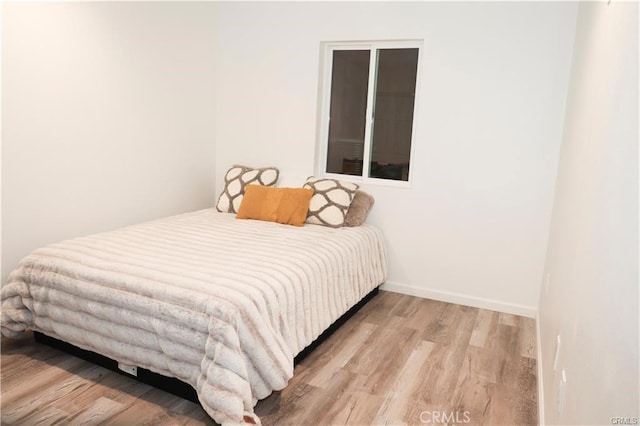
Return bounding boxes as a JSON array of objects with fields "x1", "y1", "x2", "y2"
[
  {"x1": 369, "y1": 48, "x2": 418, "y2": 181},
  {"x1": 326, "y1": 50, "x2": 370, "y2": 176}
]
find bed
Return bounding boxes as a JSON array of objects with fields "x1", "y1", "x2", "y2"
[{"x1": 0, "y1": 208, "x2": 387, "y2": 425}]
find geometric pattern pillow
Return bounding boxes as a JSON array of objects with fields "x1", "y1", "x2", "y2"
[
  {"x1": 215, "y1": 165, "x2": 279, "y2": 213},
  {"x1": 303, "y1": 177, "x2": 359, "y2": 228}
]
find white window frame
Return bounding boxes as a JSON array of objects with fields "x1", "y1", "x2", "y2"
[{"x1": 316, "y1": 39, "x2": 423, "y2": 188}]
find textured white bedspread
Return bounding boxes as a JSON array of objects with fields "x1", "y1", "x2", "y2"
[{"x1": 0, "y1": 209, "x2": 387, "y2": 425}]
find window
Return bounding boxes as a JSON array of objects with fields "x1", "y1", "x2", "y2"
[{"x1": 318, "y1": 41, "x2": 421, "y2": 184}]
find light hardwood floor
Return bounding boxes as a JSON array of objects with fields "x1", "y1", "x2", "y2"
[{"x1": 1, "y1": 291, "x2": 537, "y2": 425}]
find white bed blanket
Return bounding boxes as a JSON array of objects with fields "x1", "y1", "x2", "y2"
[{"x1": 0, "y1": 209, "x2": 387, "y2": 425}]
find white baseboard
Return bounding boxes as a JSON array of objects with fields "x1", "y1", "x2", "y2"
[
  {"x1": 380, "y1": 281, "x2": 537, "y2": 318},
  {"x1": 536, "y1": 314, "x2": 545, "y2": 426}
]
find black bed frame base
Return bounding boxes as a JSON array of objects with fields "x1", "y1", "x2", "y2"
[
  {"x1": 34, "y1": 331, "x2": 200, "y2": 403},
  {"x1": 33, "y1": 286, "x2": 379, "y2": 404}
]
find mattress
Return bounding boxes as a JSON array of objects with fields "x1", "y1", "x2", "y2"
[{"x1": 0, "y1": 209, "x2": 387, "y2": 425}]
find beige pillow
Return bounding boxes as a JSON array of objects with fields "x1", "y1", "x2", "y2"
[
  {"x1": 303, "y1": 177, "x2": 359, "y2": 228},
  {"x1": 345, "y1": 190, "x2": 375, "y2": 227},
  {"x1": 216, "y1": 165, "x2": 279, "y2": 213}
]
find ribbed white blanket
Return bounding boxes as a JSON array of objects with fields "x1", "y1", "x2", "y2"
[{"x1": 1, "y1": 209, "x2": 387, "y2": 425}]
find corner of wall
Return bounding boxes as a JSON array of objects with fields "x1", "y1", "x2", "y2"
[{"x1": 536, "y1": 312, "x2": 545, "y2": 426}]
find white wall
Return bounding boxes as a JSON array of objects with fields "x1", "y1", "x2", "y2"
[
  {"x1": 1, "y1": 3, "x2": 218, "y2": 282},
  {"x1": 538, "y1": 2, "x2": 639, "y2": 424},
  {"x1": 2, "y1": 2, "x2": 592, "y2": 321},
  {"x1": 213, "y1": 2, "x2": 578, "y2": 316}
]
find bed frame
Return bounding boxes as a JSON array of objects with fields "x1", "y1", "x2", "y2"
[{"x1": 33, "y1": 286, "x2": 379, "y2": 404}]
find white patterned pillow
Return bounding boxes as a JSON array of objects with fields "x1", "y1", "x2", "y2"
[
  {"x1": 216, "y1": 165, "x2": 279, "y2": 213},
  {"x1": 304, "y1": 177, "x2": 359, "y2": 228}
]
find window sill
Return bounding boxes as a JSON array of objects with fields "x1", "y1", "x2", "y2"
[{"x1": 321, "y1": 172, "x2": 412, "y2": 189}]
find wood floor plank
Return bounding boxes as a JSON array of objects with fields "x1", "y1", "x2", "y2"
[
  {"x1": 304, "y1": 369, "x2": 364, "y2": 425},
  {"x1": 359, "y1": 291, "x2": 406, "y2": 325},
  {"x1": 9, "y1": 405, "x2": 70, "y2": 426},
  {"x1": 355, "y1": 321, "x2": 422, "y2": 397},
  {"x1": 498, "y1": 312, "x2": 519, "y2": 327},
  {"x1": 469, "y1": 308, "x2": 494, "y2": 348},
  {"x1": 321, "y1": 390, "x2": 383, "y2": 426},
  {"x1": 306, "y1": 321, "x2": 377, "y2": 388},
  {"x1": 518, "y1": 316, "x2": 537, "y2": 359},
  {"x1": 54, "y1": 396, "x2": 124, "y2": 425},
  {"x1": 1, "y1": 353, "x2": 86, "y2": 398},
  {"x1": 2, "y1": 363, "x2": 106, "y2": 424},
  {"x1": 254, "y1": 379, "x2": 319, "y2": 424},
  {"x1": 372, "y1": 339, "x2": 436, "y2": 425},
  {"x1": 1, "y1": 291, "x2": 537, "y2": 425},
  {"x1": 450, "y1": 345, "x2": 496, "y2": 425}
]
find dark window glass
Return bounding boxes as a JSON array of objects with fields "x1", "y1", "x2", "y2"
[
  {"x1": 325, "y1": 50, "x2": 370, "y2": 176},
  {"x1": 369, "y1": 48, "x2": 418, "y2": 181}
]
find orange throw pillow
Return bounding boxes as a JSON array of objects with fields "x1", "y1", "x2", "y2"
[{"x1": 236, "y1": 185, "x2": 314, "y2": 227}]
